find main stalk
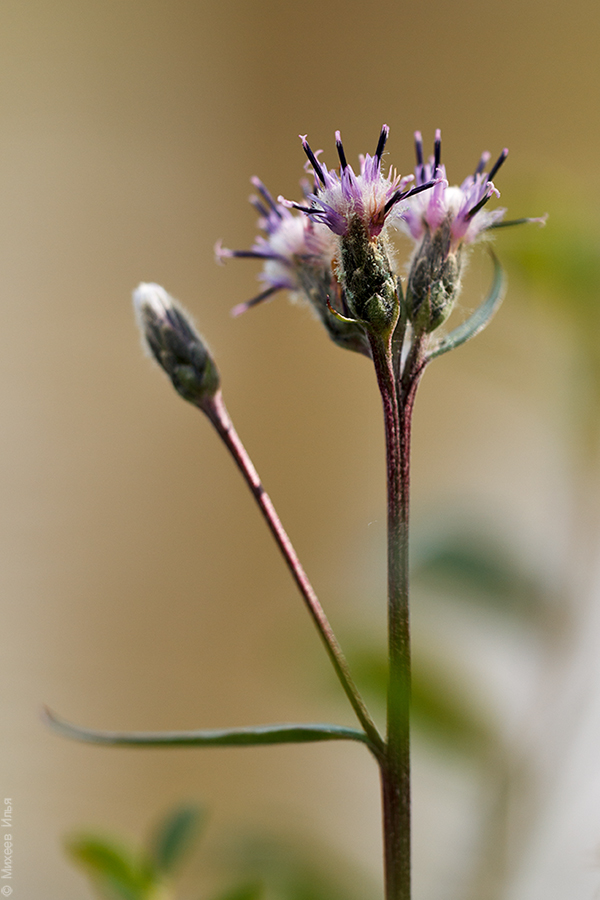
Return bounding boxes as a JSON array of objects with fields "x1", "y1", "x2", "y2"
[{"x1": 370, "y1": 332, "x2": 422, "y2": 900}]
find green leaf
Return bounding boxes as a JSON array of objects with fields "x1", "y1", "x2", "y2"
[
  {"x1": 66, "y1": 835, "x2": 154, "y2": 900},
  {"x1": 428, "y1": 249, "x2": 505, "y2": 360},
  {"x1": 44, "y1": 710, "x2": 372, "y2": 751},
  {"x1": 148, "y1": 804, "x2": 205, "y2": 876}
]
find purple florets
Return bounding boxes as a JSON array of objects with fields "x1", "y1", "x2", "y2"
[
  {"x1": 396, "y1": 130, "x2": 508, "y2": 250},
  {"x1": 280, "y1": 126, "x2": 436, "y2": 241},
  {"x1": 217, "y1": 125, "x2": 545, "y2": 345},
  {"x1": 216, "y1": 176, "x2": 371, "y2": 354},
  {"x1": 215, "y1": 177, "x2": 337, "y2": 317}
]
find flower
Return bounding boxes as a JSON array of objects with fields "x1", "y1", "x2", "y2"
[
  {"x1": 279, "y1": 127, "x2": 437, "y2": 337},
  {"x1": 216, "y1": 177, "x2": 337, "y2": 316},
  {"x1": 280, "y1": 126, "x2": 437, "y2": 241},
  {"x1": 396, "y1": 129, "x2": 509, "y2": 252},
  {"x1": 216, "y1": 178, "x2": 371, "y2": 355},
  {"x1": 396, "y1": 130, "x2": 546, "y2": 333}
]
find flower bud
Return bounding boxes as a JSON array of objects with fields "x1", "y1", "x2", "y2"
[
  {"x1": 133, "y1": 283, "x2": 220, "y2": 406},
  {"x1": 405, "y1": 219, "x2": 463, "y2": 333}
]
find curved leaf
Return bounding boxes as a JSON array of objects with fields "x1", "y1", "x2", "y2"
[
  {"x1": 428, "y1": 249, "x2": 505, "y2": 360},
  {"x1": 44, "y1": 709, "x2": 372, "y2": 751}
]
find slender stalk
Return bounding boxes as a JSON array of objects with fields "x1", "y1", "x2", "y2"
[
  {"x1": 202, "y1": 390, "x2": 384, "y2": 755},
  {"x1": 369, "y1": 331, "x2": 427, "y2": 900}
]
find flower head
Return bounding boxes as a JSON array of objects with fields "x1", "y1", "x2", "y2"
[
  {"x1": 278, "y1": 127, "x2": 437, "y2": 338},
  {"x1": 216, "y1": 178, "x2": 370, "y2": 355},
  {"x1": 397, "y1": 129, "x2": 508, "y2": 252},
  {"x1": 281, "y1": 126, "x2": 436, "y2": 241},
  {"x1": 396, "y1": 130, "x2": 544, "y2": 333}
]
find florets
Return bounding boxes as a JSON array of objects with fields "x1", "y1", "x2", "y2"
[
  {"x1": 280, "y1": 127, "x2": 436, "y2": 338},
  {"x1": 397, "y1": 129, "x2": 507, "y2": 253},
  {"x1": 281, "y1": 126, "x2": 417, "y2": 240},
  {"x1": 397, "y1": 130, "x2": 544, "y2": 333},
  {"x1": 216, "y1": 178, "x2": 371, "y2": 355}
]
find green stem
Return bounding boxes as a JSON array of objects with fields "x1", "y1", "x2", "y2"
[
  {"x1": 369, "y1": 332, "x2": 426, "y2": 900},
  {"x1": 203, "y1": 391, "x2": 384, "y2": 755}
]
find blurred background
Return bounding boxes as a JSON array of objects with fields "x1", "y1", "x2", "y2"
[{"x1": 2, "y1": 0, "x2": 600, "y2": 897}]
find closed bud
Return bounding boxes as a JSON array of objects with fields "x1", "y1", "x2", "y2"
[{"x1": 133, "y1": 283, "x2": 220, "y2": 406}]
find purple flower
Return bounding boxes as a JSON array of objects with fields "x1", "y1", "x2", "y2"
[
  {"x1": 398, "y1": 130, "x2": 545, "y2": 250},
  {"x1": 216, "y1": 177, "x2": 370, "y2": 354},
  {"x1": 216, "y1": 177, "x2": 337, "y2": 317},
  {"x1": 396, "y1": 129, "x2": 509, "y2": 251},
  {"x1": 281, "y1": 126, "x2": 435, "y2": 240},
  {"x1": 397, "y1": 131, "x2": 546, "y2": 333}
]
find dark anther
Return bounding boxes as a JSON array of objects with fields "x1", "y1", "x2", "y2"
[
  {"x1": 414, "y1": 132, "x2": 424, "y2": 168},
  {"x1": 335, "y1": 132, "x2": 348, "y2": 171},
  {"x1": 466, "y1": 190, "x2": 493, "y2": 220},
  {"x1": 433, "y1": 130, "x2": 441, "y2": 174},
  {"x1": 251, "y1": 178, "x2": 282, "y2": 217},
  {"x1": 487, "y1": 149, "x2": 508, "y2": 183},
  {"x1": 384, "y1": 179, "x2": 437, "y2": 215},
  {"x1": 474, "y1": 152, "x2": 489, "y2": 178},
  {"x1": 301, "y1": 137, "x2": 327, "y2": 187},
  {"x1": 250, "y1": 197, "x2": 270, "y2": 219},
  {"x1": 375, "y1": 125, "x2": 390, "y2": 162}
]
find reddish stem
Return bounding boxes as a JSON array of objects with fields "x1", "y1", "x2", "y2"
[{"x1": 203, "y1": 390, "x2": 384, "y2": 755}]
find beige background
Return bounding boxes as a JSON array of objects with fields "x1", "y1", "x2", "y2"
[{"x1": 1, "y1": 1, "x2": 599, "y2": 898}]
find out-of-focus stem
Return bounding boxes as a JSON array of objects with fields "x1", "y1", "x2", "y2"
[{"x1": 203, "y1": 391, "x2": 384, "y2": 755}]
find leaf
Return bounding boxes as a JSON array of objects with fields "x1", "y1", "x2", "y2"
[
  {"x1": 66, "y1": 835, "x2": 153, "y2": 900},
  {"x1": 148, "y1": 804, "x2": 205, "y2": 876},
  {"x1": 428, "y1": 249, "x2": 505, "y2": 360},
  {"x1": 44, "y1": 710, "x2": 372, "y2": 751}
]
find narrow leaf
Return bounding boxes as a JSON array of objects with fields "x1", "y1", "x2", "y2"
[
  {"x1": 149, "y1": 804, "x2": 205, "y2": 875},
  {"x1": 44, "y1": 709, "x2": 371, "y2": 750},
  {"x1": 428, "y1": 249, "x2": 505, "y2": 360}
]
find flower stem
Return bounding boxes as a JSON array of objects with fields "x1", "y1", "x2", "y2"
[
  {"x1": 203, "y1": 390, "x2": 384, "y2": 755},
  {"x1": 369, "y1": 332, "x2": 425, "y2": 900}
]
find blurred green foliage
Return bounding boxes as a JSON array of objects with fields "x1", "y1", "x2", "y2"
[
  {"x1": 66, "y1": 805, "x2": 374, "y2": 900},
  {"x1": 67, "y1": 804, "x2": 205, "y2": 900}
]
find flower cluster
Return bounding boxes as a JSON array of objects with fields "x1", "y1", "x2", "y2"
[{"x1": 218, "y1": 125, "x2": 545, "y2": 348}]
